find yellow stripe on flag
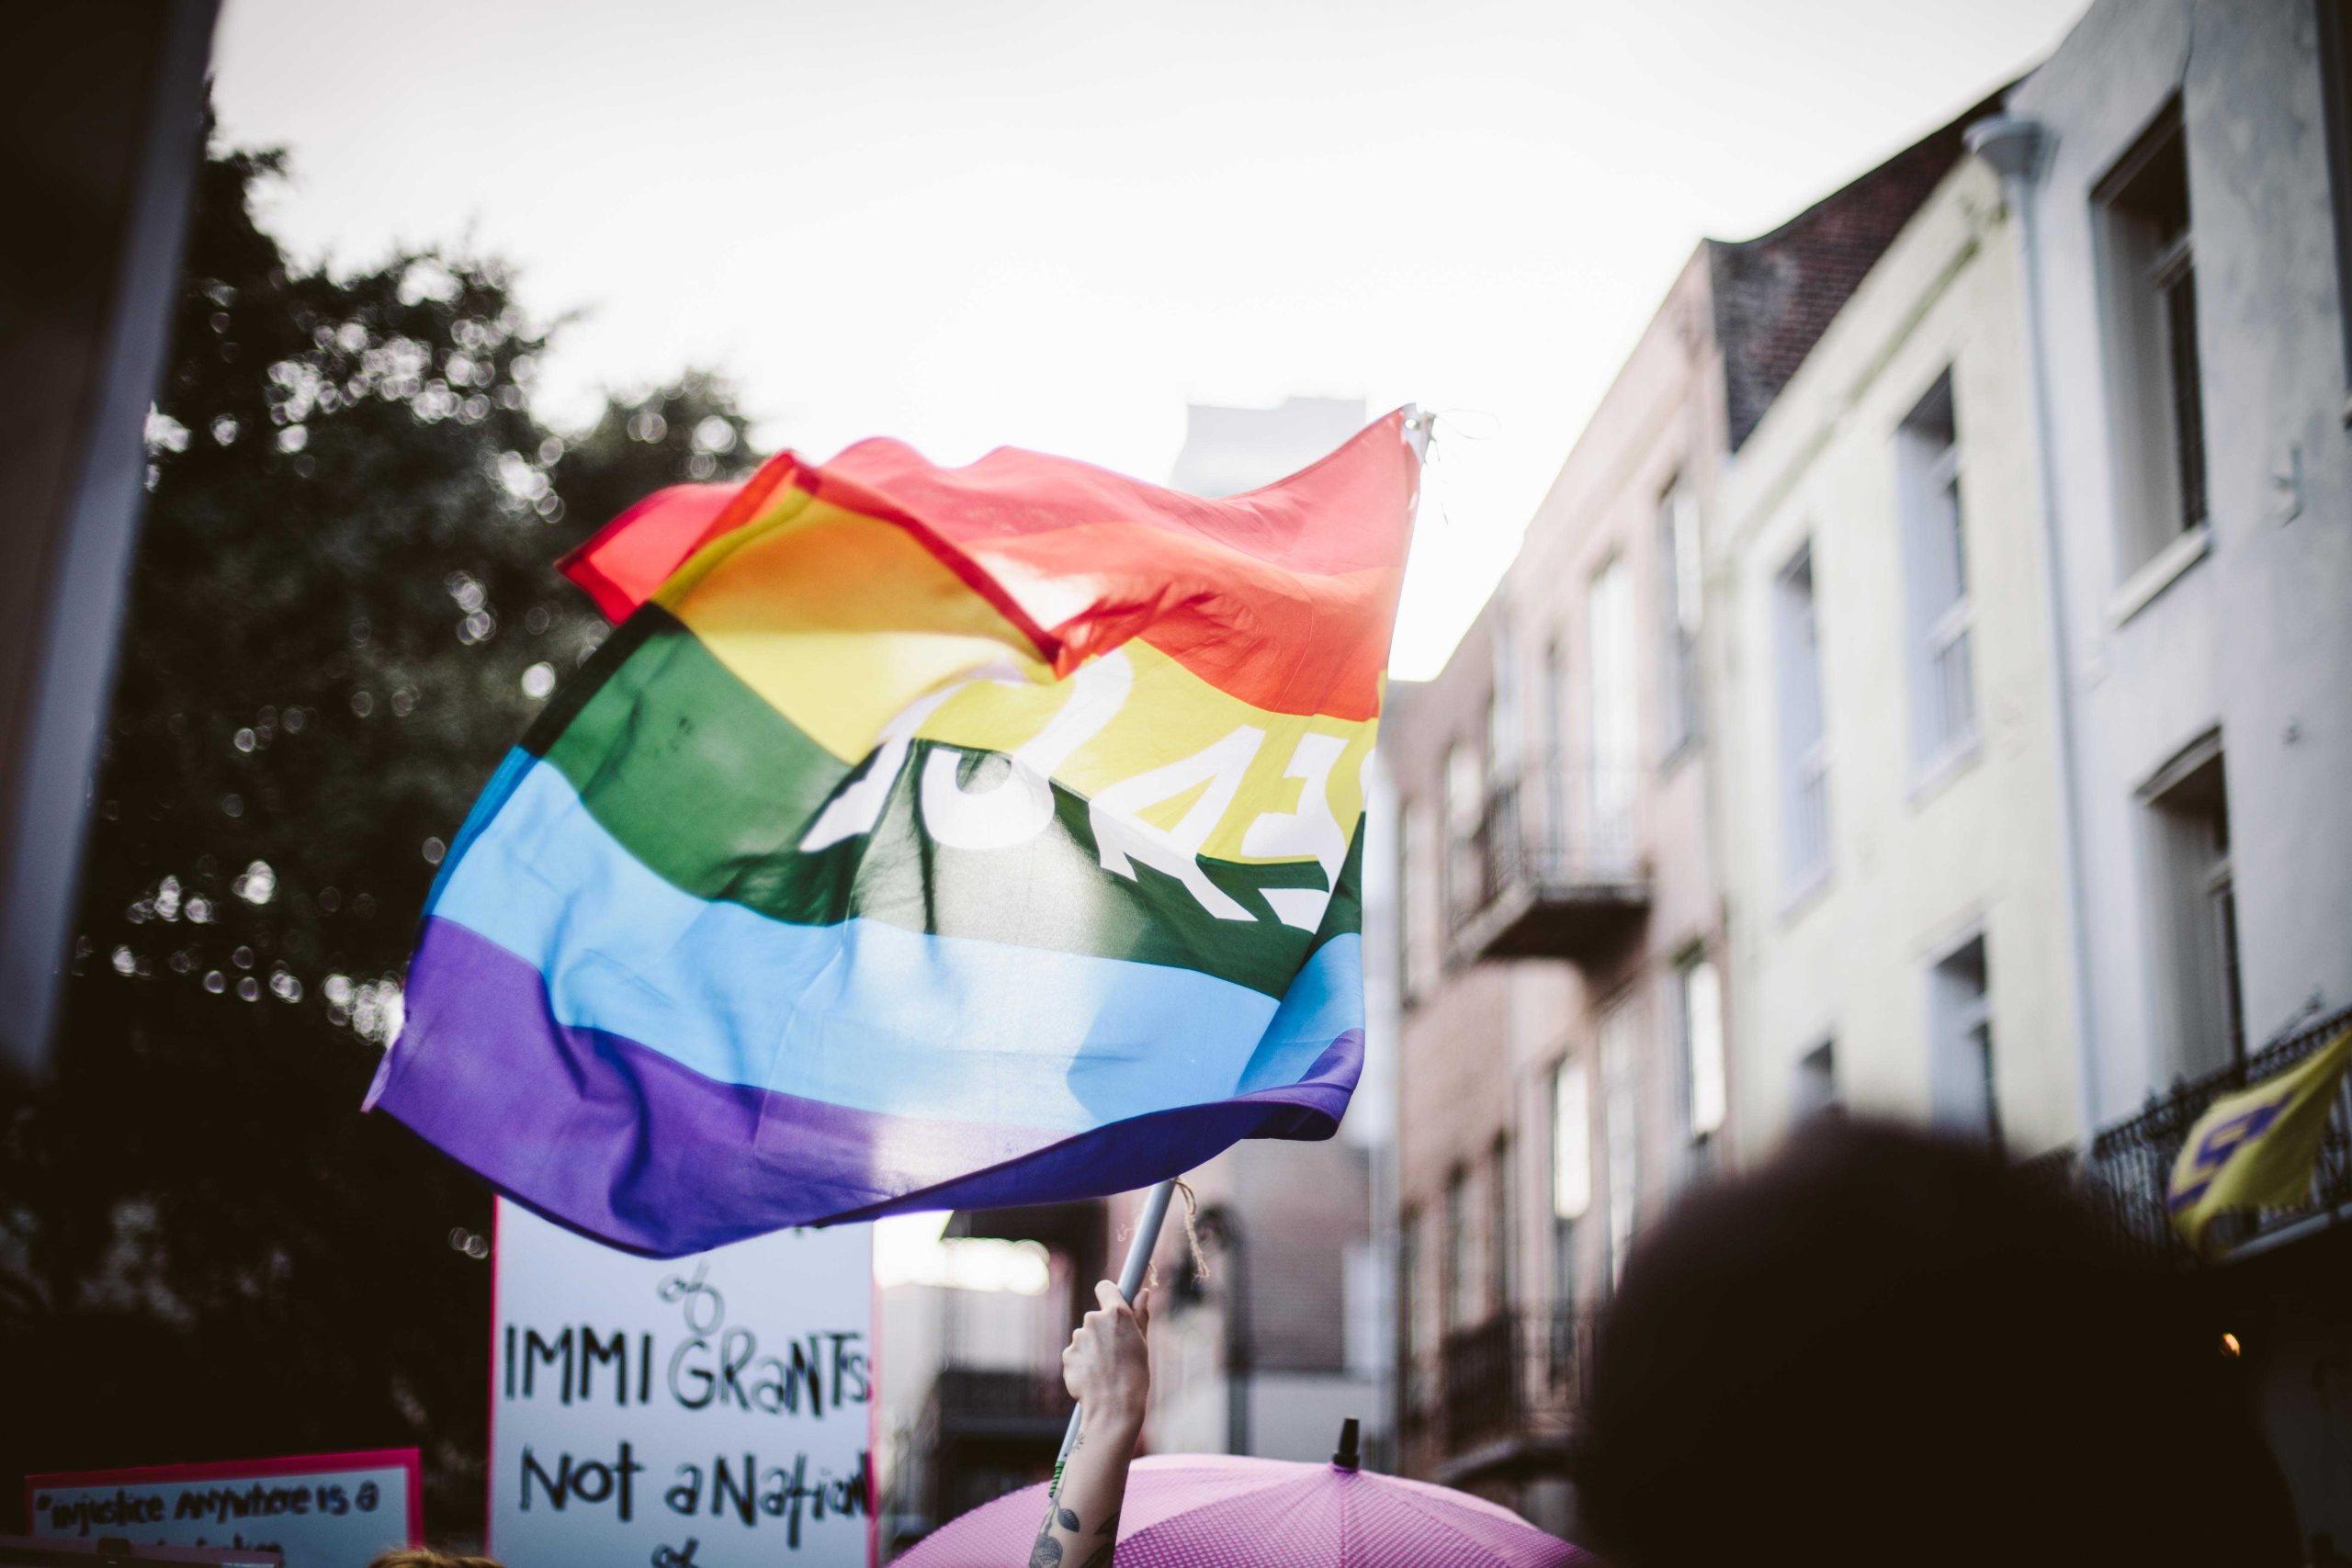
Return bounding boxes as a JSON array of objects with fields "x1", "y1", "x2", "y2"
[{"x1": 653, "y1": 487, "x2": 1377, "y2": 861}]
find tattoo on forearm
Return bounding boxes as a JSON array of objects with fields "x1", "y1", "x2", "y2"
[
  {"x1": 1079, "y1": 1546, "x2": 1114, "y2": 1568},
  {"x1": 1029, "y1": 1503, "x2": 1083, "y2": 1568},
  {"x1": 1098, "y1": 1510, "x2": 1119, "y2": 1537}
]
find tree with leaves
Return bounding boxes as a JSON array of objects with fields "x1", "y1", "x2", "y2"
[{"x1": 0, "y1": 133, "x2": 762, "y2": 1536}]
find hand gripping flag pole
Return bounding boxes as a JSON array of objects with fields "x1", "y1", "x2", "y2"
[{"x1": 1052, "y1": 1177, "x2": 1178, "y2": 1494}]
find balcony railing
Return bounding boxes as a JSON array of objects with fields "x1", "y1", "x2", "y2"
[
  {"x1": 1448, "y1": 761, "x2": 1649, "y2": 964},
  {"x1": 1439, "y1": 1312, "x2": 1518, "y2": 1449},
  {"x1": 927, "y1": 1366, "x2": 1071, "y2": 1438},
  {"x1": 2062, "y1": 1004, "x2": 2352, "y2": 1262},
  {"x1": 1409, "y1": 1306, "x2": 1600, "y2": 1472}
]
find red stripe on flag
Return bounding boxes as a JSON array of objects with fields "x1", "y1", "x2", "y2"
[{"x1": 558, "y1": 409, "x2": 1418, "y2": 718}]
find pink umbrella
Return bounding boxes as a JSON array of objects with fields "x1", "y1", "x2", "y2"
[{"x1": 896, "y1": 1441, "x2": 1598, "y2": 1567}]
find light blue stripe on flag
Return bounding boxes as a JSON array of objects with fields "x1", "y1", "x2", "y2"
[{"x1": 427, "y1": 758, "x2": 1363, "y2": 1133}]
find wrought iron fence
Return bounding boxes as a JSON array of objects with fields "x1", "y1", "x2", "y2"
[
  {"x1": 1450, "y1": 760, "x2": 1645, "y2": 933},
  {"x1": 2069, "y1": 1003, "x2": 2352, "y2": 1261},
  {"x1": 1415, "y1": 1306, "x2": 1601, "y2": 1458},
  {"x1": 1440, "y1": 1313, "x2": 1519, "y2": 1448},
  {"x1": 930, "y1": 1366, "x2": 1070, "y2": 1427}
]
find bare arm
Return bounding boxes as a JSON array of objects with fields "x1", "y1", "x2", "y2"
[{"x1": 1028, "y1": 1280, "x2": 1149, "y2": 1568}]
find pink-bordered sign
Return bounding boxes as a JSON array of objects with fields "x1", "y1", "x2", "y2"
[{"x1": 25, "y1": 1449, "x2": 423, "y2": 1563}]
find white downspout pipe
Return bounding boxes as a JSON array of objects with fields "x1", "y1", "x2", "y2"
[{"x1": 1966, "y1": 113, "x2": 2105, "y2": 1150}]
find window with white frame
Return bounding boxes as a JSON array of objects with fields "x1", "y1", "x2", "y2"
[
  {"x1": 1402, "y1": 800, "x2": 1439, "y2": 1000},
  {"x1": 1675, "y1": 949, "x2": 1727, "y2": 1178},
  {"x1": 2141, "y1": 736, "x2": 2245, "y2": 1078},
  {"x1": 1928, "y1": 933, "x2": 1998, "y2": 1143},
  {"x1": 1443, "y1": 1163, "x2": 1474, "y2": 1331},
  {"x1": 1772, "y1": 542, "x2": 1829, "y2": 897},
  {"x1": 1599, "y1": 1001, "x2": 1640, "y2": 1285},
  {"x1": 1550, "y1": 1055, "x2": 1589, "y2": 1307},
  {"x1": 2095, "y1": 102, "x2": 2208, "y2": 573},
  {"x1": 1657, "y1": 474, "x2": 1702, "y2": 758},
  {"x1": 1897, "y1": 374, "x2": 1976, "y2": 773},
  {"x1": 1586, "y1": 558, "x2": 1639, "y2": 872}
]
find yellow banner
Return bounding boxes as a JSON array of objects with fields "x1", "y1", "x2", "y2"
[{"x1": 2167, "y1": 1027, "x2": 2352, "y2": 1255}]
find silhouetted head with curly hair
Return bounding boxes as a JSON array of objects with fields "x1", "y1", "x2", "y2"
[{"x1": 1571, "y1": 1119, "x2": 2296, "y2": 1568}]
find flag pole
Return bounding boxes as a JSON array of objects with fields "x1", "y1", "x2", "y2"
[{"x1": 1050, "y1": 1176, "x2": 1177, "y2": 1493}]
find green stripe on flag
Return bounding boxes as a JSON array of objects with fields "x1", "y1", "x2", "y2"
[{"x1": 530, "y1": 608, "x2": 1361, "y2": 997}]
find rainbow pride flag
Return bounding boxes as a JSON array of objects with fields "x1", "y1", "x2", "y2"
[{"x1": 366, "y1": 411, "x2": 1422, "y2": 1254}]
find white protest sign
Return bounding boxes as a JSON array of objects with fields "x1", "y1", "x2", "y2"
[
  {"x1": 490, "y1": 1199, "x2": 876, "y2": 1568},
  {"x1": 24, "y1": 1450, "x2": 421, "y2": 1566}
]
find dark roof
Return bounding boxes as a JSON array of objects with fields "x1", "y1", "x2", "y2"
[{"x1": 1707, "y1": 85, "x2": 2011, "y2": 451}]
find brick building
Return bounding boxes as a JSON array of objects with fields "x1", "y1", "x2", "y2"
[{"x1": 1380, "y1": 99, "x2": 1991, "y2": 1535}]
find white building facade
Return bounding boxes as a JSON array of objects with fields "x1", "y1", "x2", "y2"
[
  {"x1": 1993, "y1": 3, "x2": 2352, "y2": 1543},
  {"x1": 2003, "y1": 0, "x2": 2352, "y2": 1119},
  {"x1": 1712, "y1": 158, "x2": 2083, "y2": 1156}
]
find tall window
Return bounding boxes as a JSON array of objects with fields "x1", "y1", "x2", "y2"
[
  {"x1": 1772, "y1": 543, "x2": 1829, "y2": 897},
  {"x1": 2320, "y1": 0, "x2": 2352, "y2": 400},
  {"x1": 1489, "y1": 610, "x2": 1521, "y2": 777},
  {"x1": 1488, "y1": 1132, "x2": 1513, "y2": 1317},
  {"x1": 1657, "y1": 475, "x2": 1702, "y2": 757},
  {"x1": 1550, "y1": 1056, "x2": 1589, "y2": 1307},
  {"x1": 1403, "y1": 801, "x2": 1438, "y2": 1001},
  {"x1": 1443, "y1": 1164, "x2": 1473, "y2": 1331},
  {"x1": 1675, "y1": 950, "x2": 1727, "y2": 1179},
  {"x1": 1443, "y1": 740, "x2": 1484, "y2": 927},
  {"x1": 2142, "y1": 736, "x2": 2244, "y2": 1077},
  {"x1": 1599, "y1": 1002, "x2": 1640, "y2": 1284},
  {"x1": 1928, "y1": 933, "x2": 1998, "y2": 1143},
  {"x1": 1897, "y1": 374, "x2": 1976, "y2": 773},
  {"x1": 1541, "y1": 638, "x2": 1569, "y2": 855},
  {"x1": 2096, "y1": 102, "x2": 2207, "y2": 570},
  {"x1": 1793, "y1": 1037, "x2": 1838, "y2": 1121},
  {"x1": 1397, "y1": 1202, "x2": 1421, "y2": 1388},
  {"x1": 1487, "y1": 621, "x2": 1523, "y2": 894},
  {"x1": 1586, "y1": 558, "x2": 1638, "y2": 871}
]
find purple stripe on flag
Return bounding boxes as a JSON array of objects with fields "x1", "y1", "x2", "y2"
[{"x1": 368, "y1": 917, "x2": 1359, "y2": 1256}]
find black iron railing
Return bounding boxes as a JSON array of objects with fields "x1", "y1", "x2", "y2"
[
  {"x1": 930, "y1": 1366, "x2": 1069, "y2": 1427},
  {"x1": 1542, "y1": 1303, "x2": 1600, "y2": 1405},
  {"x1": 2064, "y1": 1004, "x2": 2352, "y2": 1261},
  {"x1": 1444, "y1": 761, "x2": 1648, "y2": 961},
  {"x1": 1418, "y1": 1306, "x2": 1601, "y2": 1458},
  {"x1": 1399, "y1": 1352, "x2": 1433, "y2": 1437},
  {"x1": 1439, "y1": 1313, "x2": 1519, "y2": 1448}
]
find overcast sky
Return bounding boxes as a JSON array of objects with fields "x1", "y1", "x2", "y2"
[{"x1": 212, "y1": 0, "x2": 2084, "y2": 677}]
